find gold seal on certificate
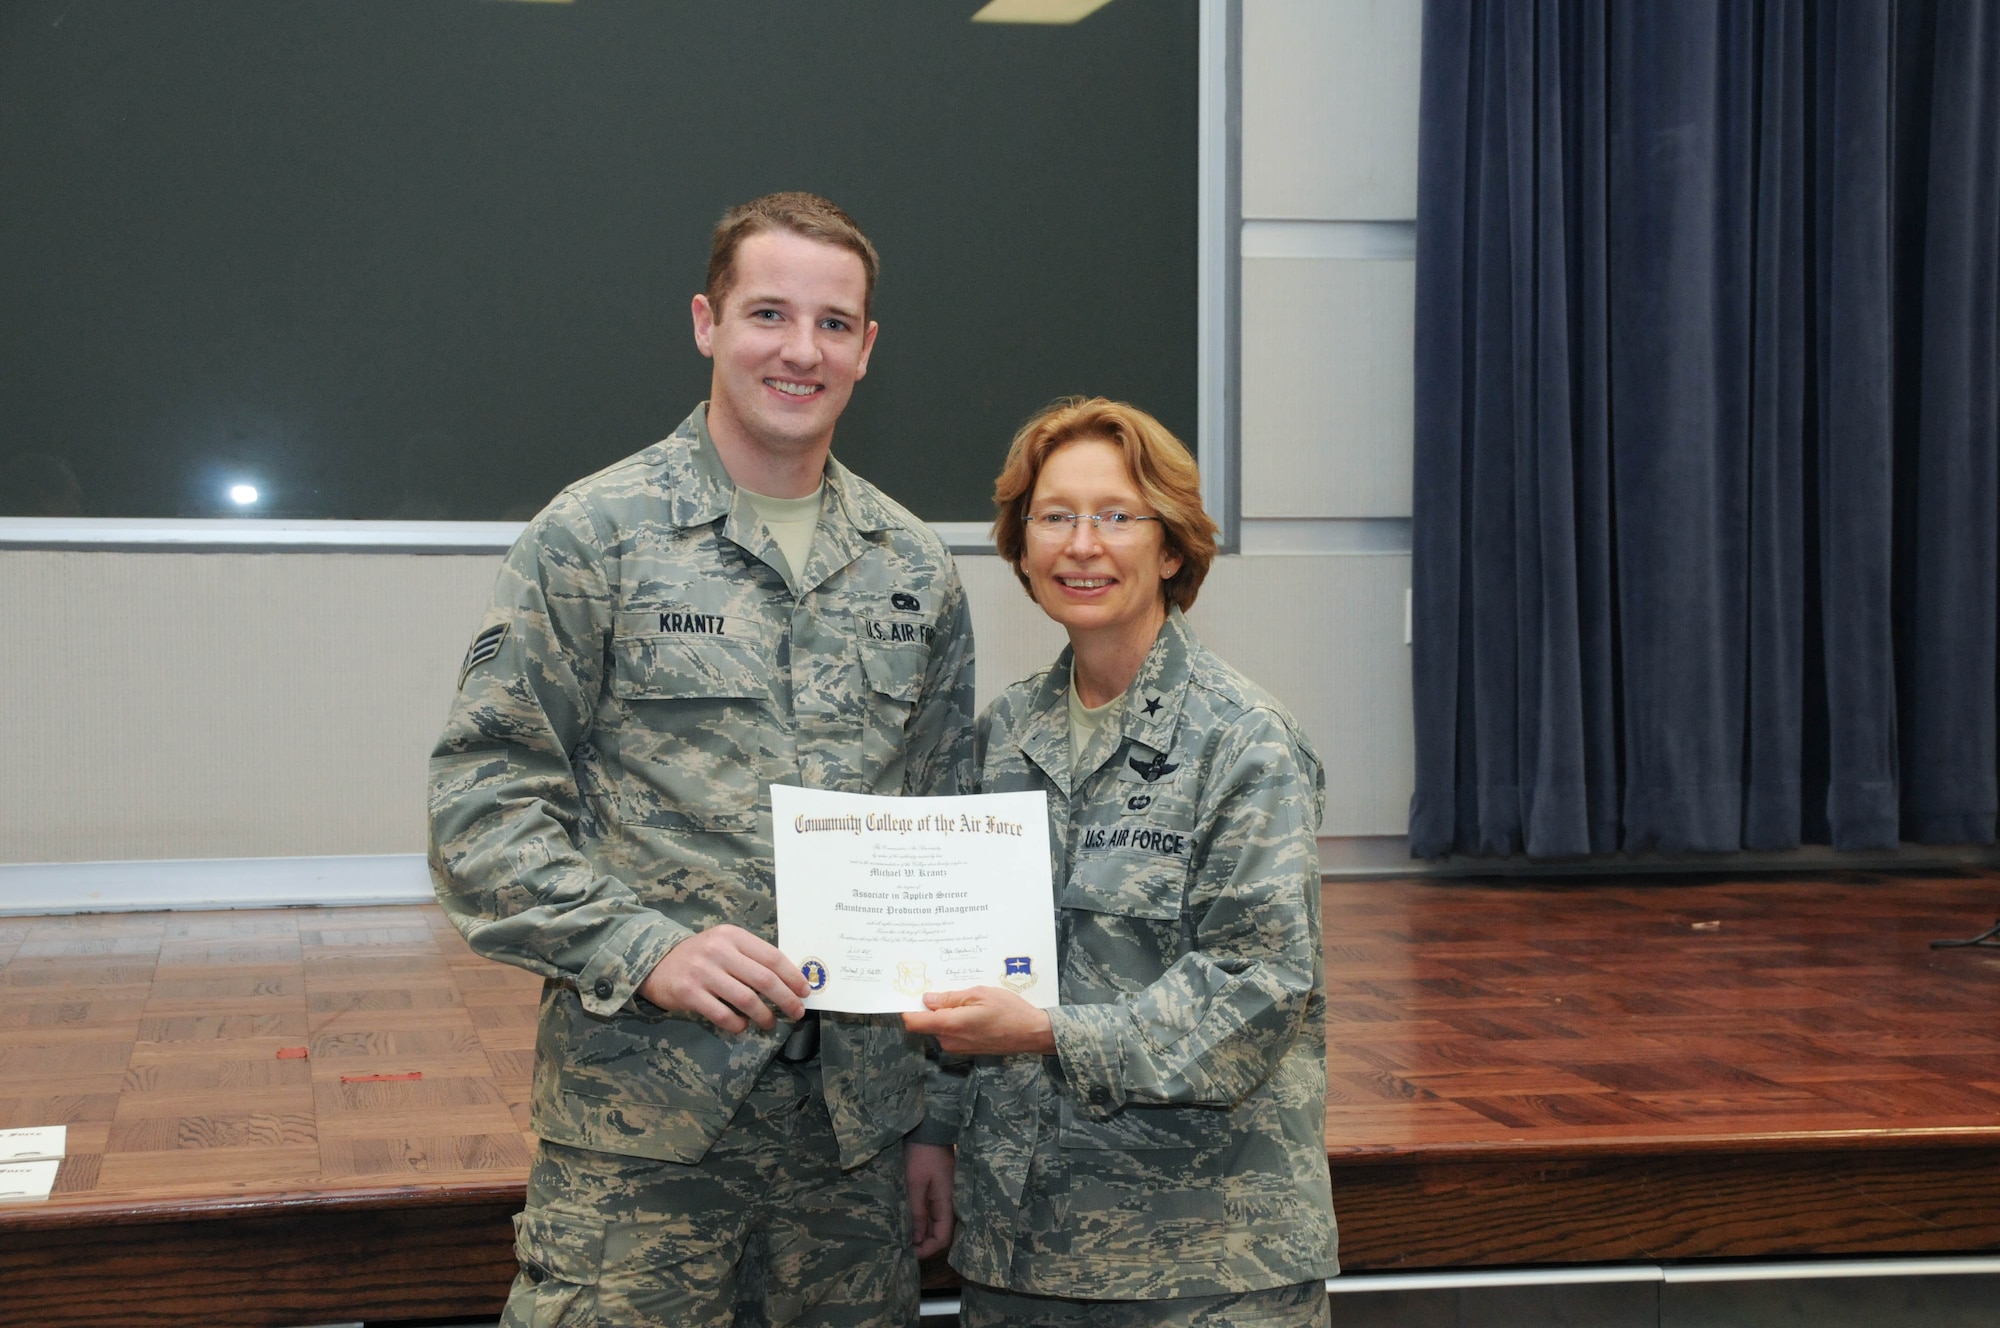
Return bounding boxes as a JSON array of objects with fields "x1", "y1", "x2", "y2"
[{"x1": 771, "y1": 785, "x2": 1058, "y2": 1013}]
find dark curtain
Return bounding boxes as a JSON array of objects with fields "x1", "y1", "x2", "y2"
[{"x1": 1409, "y1": 1, "x2": 1999, "y2": 859}]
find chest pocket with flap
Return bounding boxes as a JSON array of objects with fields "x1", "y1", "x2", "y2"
[{"x1": 605, "y1": 622, "x2": 770, "y2": 831}]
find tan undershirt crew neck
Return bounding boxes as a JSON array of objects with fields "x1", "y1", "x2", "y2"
[
  {"x1": 739, "y1": 483, "x2": 823, "y2": 586},
  {"x1": 1068, "y1": 663, "x2": 1127, "y2": 780}
]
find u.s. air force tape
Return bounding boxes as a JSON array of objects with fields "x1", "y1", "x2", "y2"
[{"x1": 459, "y1": 622, "x2": 508, "y2": 685}]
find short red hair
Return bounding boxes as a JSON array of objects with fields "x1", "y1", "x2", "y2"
[{"x1": 991, "y1": 397, "x2": 1217, "y2": 611}]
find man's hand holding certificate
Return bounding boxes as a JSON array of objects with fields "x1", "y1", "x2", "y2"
[{"x1": 772, "y1": 785, "x2": 1058, "y2": 1013}]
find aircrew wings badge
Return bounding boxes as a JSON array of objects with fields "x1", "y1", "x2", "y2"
[{"x1": 1126, "y1": 749, "x2": 1181, "y2": 783}]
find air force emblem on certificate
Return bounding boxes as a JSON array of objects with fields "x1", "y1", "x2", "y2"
[
  {"x1": 1002, "y1": 955, "x2": 1037, "y2": 992},
  {"x1": 800, "y1": 958, "x2": 828, "y2": 993}
]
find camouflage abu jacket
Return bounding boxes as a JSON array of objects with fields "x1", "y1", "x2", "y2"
[
  {"x1": 429, "y1": 405, "x2": 975, "y2": 1169},
  {"x1": 947, "y1": 608, "x2": 1337, "y2": 1299}
]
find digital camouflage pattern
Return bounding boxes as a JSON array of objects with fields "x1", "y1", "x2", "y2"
[
  {"x1": 947, "y1": 608, "x2": 1338, "y2": 1300},
  {"x1": 429, "y1": 404, "x2": 976, "y2": 1170},
  {"x1": 505, "y1": 1061, "x2": 917, "y2": 1328}
]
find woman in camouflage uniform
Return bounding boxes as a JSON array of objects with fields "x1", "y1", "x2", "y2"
[{"x1": 904, "y1": 399, "x2": 1338, "y2": 1327}]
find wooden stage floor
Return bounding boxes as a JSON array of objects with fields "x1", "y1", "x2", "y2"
[{"x1": 4, "y1": 871, "x2": 2000, "y2": 1325}]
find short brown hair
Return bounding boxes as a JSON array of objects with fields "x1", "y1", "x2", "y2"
[
  {"x1": 992, "y1": 397, "x2": 1218, "y2": 611},
  {"x1": 705, "y1": 192, "x2": 880, "y2": 319}
]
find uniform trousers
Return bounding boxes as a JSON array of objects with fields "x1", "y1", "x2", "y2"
[
  {"x1": 503, "y1": 1058, "x2": 917, "y2": 1328},
  {"x1": 958, "y1": 1280, "x2": 1331, "y2": 1328}
]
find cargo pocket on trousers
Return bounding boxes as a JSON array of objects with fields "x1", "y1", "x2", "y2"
[{"x1": 510, "y1": 1208, "x2": 605, "y2": 1328}]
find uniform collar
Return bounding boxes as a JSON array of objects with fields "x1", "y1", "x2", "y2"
[
  {"x1": 1117, "y1": 605, "x2": 1195, "y2": 757},
  {"x1": 797, "y1": 453, "x2": 901, "y2": 591},
  {"x1": 1014, "y1": 605, "x2": 1198, "y2": 790},
  {"x1": 657, "y1": 404, "x2": 909, "y2": 590},
  {"x1": 654, "y1": 405, "x2": 735, "y2": 529},
  {"x1": 1016, "y1": 652, "x2": 1081, "y2": 797}
]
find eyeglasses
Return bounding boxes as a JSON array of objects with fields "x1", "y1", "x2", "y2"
[{"x1": 1023, "y1": 510, "x2": 1166, "y2": 541}]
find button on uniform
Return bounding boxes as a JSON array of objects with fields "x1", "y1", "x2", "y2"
[{"x1": 594, "y1": 978, "x2": 614, "y2": 1000}]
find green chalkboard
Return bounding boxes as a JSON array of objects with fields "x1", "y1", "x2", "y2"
[{"x1": 0, "y1": 0, "x2": 1197, "y2": 523}]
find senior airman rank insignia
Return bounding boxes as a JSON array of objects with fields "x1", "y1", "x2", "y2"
[{"x1": 459, "y1": 622, "x2": 507, "y2": 687}]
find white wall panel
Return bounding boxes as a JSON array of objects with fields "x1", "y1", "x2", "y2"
[
  {"x1": 1242, "y1": 0, "x2": 1423, "y2": 220},
  {"x1": 0, "y1": 551, "x2": 500, "y2": 863},
  {"x1": 1184, "y1": 554, "x2": 1412, "y2": 835},
  {"x1": 1241, "y1": 256, "x2": 1415, "y2": 518},
  {"x1": 957, "y1": 556, "x2": 1072, "y2": 709},
  {"x1": 0, "y1": 548, "x2": 1412, "y2": 864}
]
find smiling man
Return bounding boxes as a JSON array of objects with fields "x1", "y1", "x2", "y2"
[{"x1": 429, "y1": 194, "x2": 974, "y2": 1328}]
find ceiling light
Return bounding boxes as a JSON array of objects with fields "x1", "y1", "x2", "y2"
[{"x1": 972, "y1": 0, "x2": 1120, "y2": 24}]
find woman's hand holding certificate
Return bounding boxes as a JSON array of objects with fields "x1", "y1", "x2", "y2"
[
  {"x1": 771, "y1": 785, "x2": 1059, "y2": 1014},
  {"x1": 902, "y1": 985, "x2": 1059, "y2": 1055}
]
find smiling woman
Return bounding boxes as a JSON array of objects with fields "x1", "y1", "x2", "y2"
[
  {"x1": 903, "y1": 397, "x2": 1337, "y2": 1325},
  {"x1": 0, "y1": 0, "x2": 1197, "y2": 522}
]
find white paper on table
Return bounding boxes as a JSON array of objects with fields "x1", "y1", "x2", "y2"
[
  {"x1": 0, "y1": 1125, "x2": 66, "y2": 1163},
  {"x1": 772, "y1": 785, "x2": 1058, "y2": 1013},
  {"x1": 0, "y1": 1159, "x2": 60, "y2": 1203}
]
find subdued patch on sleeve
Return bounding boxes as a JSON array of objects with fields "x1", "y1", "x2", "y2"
[{"x1": 459, "y1": 622, "x2": 509, "y2": 687}]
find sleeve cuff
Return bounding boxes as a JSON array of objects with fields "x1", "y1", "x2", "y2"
[
  {"x1": 906, "y1": 1115, "x2": 959, "y2": 1146},
  {"x1": 577, "y1": 911, "x2": 689, "y2": 1016},
  {"x1": 1049, "y1": 1003, "x2": 1129, "y2": 1119}
]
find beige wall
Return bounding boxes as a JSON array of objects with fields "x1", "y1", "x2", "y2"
[
  {"x1": 0, "y1": 550, "x2": 495, "y2": 861},
  {"x1": 0, "y1": 1, "x2": 1424, "y2": 871},
  {"x1": 0, "y1": 545, "x2": 1411, "y2": 864},
  {"x1": 1237, "y1": 0, "x2": 1421, "y2": 833}
]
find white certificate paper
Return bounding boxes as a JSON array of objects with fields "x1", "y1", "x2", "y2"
[
  {"x1": 772, "y1": 785, "x2": 1058, "y2": 1013},
  {"x1": 0, "y1": 1125, "x2": 64, "y2": 1163},
  {"x1": 0, "y1": 1159, "x2": 59, "y2": 1203}
]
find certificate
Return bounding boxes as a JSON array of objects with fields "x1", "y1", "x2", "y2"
[{"x1": 772, "y1": 784, "x2": 1058, "y2": 1013}]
